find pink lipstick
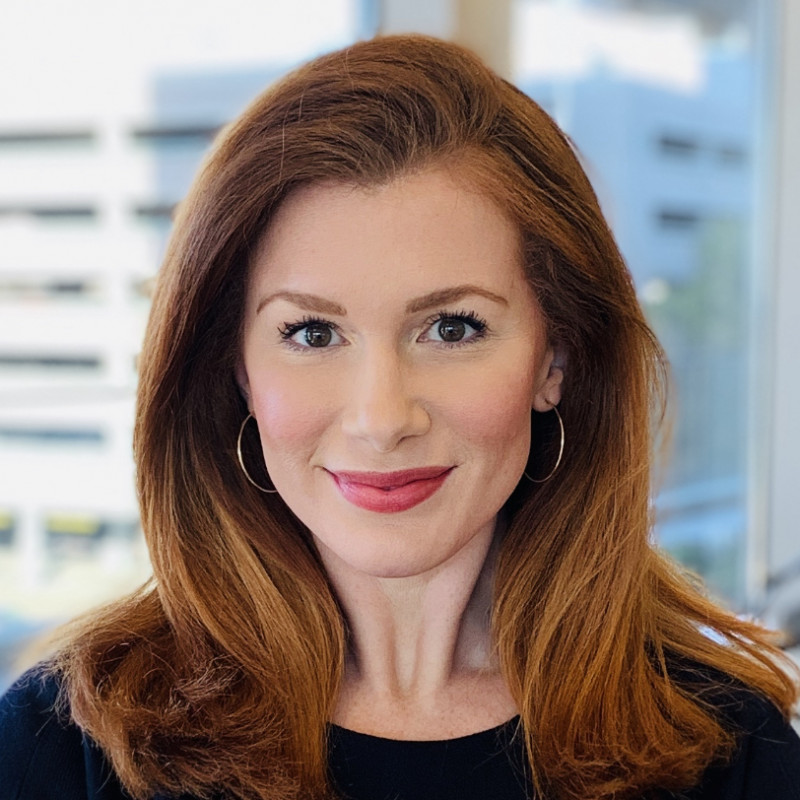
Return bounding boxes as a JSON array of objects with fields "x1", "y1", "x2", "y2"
[{"x1": 329, "y1": 467, "x2": 453, "y2": 513}]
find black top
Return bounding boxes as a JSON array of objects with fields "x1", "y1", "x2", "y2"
[
  {"x1": 2, "y1": 667, "x2": 800, "y2": 800},
  {"x1": 328, "y1": 716, "x2": 531, "y2": 799}
]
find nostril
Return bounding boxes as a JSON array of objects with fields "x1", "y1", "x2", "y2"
[{"x1": 342, "y1": 392, "x2": 430, "y2": 450}]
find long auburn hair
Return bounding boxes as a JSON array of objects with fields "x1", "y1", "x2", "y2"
[{"x1": 54, "y1": 34, "x2": 797, "y2": 800}]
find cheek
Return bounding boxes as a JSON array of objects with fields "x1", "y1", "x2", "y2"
[
  {"x1": 248, "y1": 372, "x2": 332, "y2": 448},
  {"x1": 444, "y1": 366, "x2": 534, "y2": 450}
]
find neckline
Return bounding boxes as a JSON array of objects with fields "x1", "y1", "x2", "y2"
[{"x1": 328, "y1": 715, "x2": 521, "y2": 744}]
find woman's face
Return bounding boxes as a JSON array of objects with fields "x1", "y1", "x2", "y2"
[{"x1": 239, "y1": 167, "x2": 563, "y2": 579}]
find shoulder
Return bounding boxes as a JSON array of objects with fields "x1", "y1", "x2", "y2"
[
  {"x1": 0, "y1": 665, "x2": 130, "y2": 800},
  {"x1": 678, "y1": 671, "x2": 800, "y2": 800}
]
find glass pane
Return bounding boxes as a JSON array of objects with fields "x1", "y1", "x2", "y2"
[{"x1": 513, "y1": 0, "x2": 765, "y2": 606}]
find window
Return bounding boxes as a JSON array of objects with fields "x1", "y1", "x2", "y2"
[
  {"x1": 513, "y1": 0, "x2": 768, "y2": 605},
  {"x1": 659, "y1": 134, "x2": 700, "y2": 157},
  {"x1": 0, "y1": 130, "x2": 95, "y2": 149},
  {"x1": 0, "y1": 426, "x2": 104, "y2": 444},
  {"x1": 0, "y1": 354, "x2": 102, "y2": 370},
  {"x1": 0, "y1": 205, "x2": 98, "y2": 222}
]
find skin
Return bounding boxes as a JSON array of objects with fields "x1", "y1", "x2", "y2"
[{"x1": 238, "y1": 167, "x2": 564, "y2": 739}]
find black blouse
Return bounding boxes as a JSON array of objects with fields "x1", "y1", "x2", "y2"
[
  {"x1": 2, "y1": 667, "x2": 799, "y2": 800},
  {"x1": 328, "y1": 717, "x2": 531, "y2": 799}
]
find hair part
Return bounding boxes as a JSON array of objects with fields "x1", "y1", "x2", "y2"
[{"x1": 52, "y1": 34, "x2": 798, "y2": 800}]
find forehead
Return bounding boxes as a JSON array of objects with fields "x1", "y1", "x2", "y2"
[{"x1": 249, "y1": 168, "x2": 524, "y2": 298}]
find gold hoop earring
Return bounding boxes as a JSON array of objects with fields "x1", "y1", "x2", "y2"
[
  {"x1": 236, "y1": 413, "x2": 278, "y2": 493},
  {"x1": 524, "y1": 405, "x2": 565, "y2": 484}
]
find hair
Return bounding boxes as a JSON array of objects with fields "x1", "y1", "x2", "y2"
[{"x1": 52, "y1": 34, "x2": 797, "y2": 800}]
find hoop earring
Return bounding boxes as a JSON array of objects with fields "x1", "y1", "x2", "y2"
[
  {"x1": 524, "y1": 405, "x2": 565, "y2": 484},
  {"x1": 236, "y1": 413, "x2": 278, "y2": 493}
]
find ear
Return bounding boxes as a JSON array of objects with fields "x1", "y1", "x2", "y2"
[
  {"x1": 532, "y1": 345, "x2": 566, "y2": 412},
  {"x1": 235, "y1": 362, "x2": 252, "y2": 410}
]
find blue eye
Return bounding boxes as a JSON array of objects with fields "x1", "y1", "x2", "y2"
[
  {"x1": 278, "y1": 318, "x2": 344, "y2": 349},
  {"x1": 424, "y1": 311, "x2": 487, "y2": 345}
]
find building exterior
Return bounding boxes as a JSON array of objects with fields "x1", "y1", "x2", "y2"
[
  {"x1": 0, "y1": 61, "x2": 291, "y2": 640},
  {"x1": 0, "y1": 0, "x2": 362, "y2": 691},
  {"x1": 519, "y1": 45, "x2": 755, "y2": 603}
]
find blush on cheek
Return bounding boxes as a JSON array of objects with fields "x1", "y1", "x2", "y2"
[
  {"x1": 250, "y1": 383, "x2": 330, "y2": 445},
  {"x1": 453, "y1": 376, "x2": 534, "y2": 445}
]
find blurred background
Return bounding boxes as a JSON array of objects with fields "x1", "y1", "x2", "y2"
[{"x1": 1, "y1": 0, "x2": 799, "y2": 691}]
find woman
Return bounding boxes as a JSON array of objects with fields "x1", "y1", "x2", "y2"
[{"x1": 1, "y1": 34, "x2": 798, "y2": 800}]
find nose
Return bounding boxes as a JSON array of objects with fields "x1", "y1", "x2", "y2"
[{"x1": 340, "y1": 347, "x2": 430, "y2": 452}]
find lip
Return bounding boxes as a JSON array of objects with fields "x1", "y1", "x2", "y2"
[{"x1": 328, "y1": 466, "x2": 453, "y2": 513}]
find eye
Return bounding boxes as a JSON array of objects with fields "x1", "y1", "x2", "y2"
[
  {"x1": 278, "y1": 317, "x2": 345, "y2": 349},
  {"x1": 422, "y1": 311, "x2": 488, "y2": 345}
]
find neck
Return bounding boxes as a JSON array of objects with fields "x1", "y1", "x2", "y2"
[{"x1": 320, "y1": 520, "x2": 499, "y2": 700}]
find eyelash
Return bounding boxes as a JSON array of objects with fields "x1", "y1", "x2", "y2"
[
  {"x1": 278, "y1": 315, "x2": 335, "y2": 339},
  {"x1": 277, "y1": 315, "x2": 342, "y2": 350},
  {"x1": 422, "y1": 309, "x2": 489, "y2": 346},
  {"x1": 276, "y1": 309, "x2": 489, "y2": 349}
]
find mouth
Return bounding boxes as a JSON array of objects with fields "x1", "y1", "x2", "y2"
[{"x1": 327, "y1": 466, "x2": 454, "y2": 513}]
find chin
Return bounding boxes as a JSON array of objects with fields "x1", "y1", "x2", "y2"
[
  {"x1": 316, "y1": 528, "x2": 486, "y2": 583},
  {"x1": 332, "y1": 549, "x2": 443, "y2": 581}
]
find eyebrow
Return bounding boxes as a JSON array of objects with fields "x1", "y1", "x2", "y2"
[
  {"x1": 256, "y1": 291, "x2": 347, "y2": 316},
  {"x1": 256, "y1": 284, "x2": 509, "y2": 316},
  {"x1": 405, "y1": 285, "x2": 509, "y2": 313}
]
